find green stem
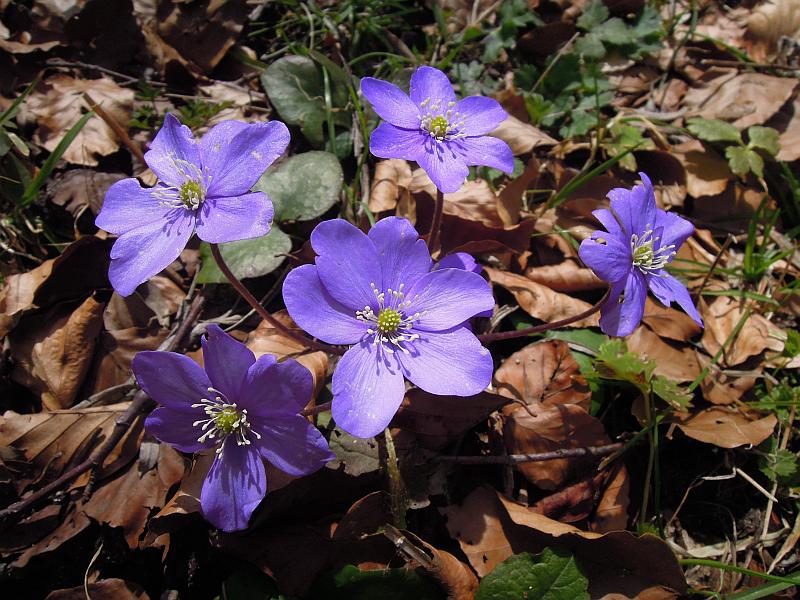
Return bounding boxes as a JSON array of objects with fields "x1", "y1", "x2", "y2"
[
  {"x1": 383, "y1": 428, "x2": 407, "y2": 529},
  {"x1": 680, "y1": 558, "x2": 800, "y2": 587}
]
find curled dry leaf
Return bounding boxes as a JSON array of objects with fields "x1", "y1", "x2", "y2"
[
  {"x1": 626, "y1": 326, "x2": 700, "y2": 383},
  {"x1": 497, "y1": 158, "x2": 540, "y2": 226},
  {"x1": 400, "y1": 529, "x2": 479, "y2": 600},
  {"x1": 369, "y1": 159, "x2": 412, "y2": 213},
  {"x1": 766, "y1": 91, "x2": 800, "y2": 162},
  {"x1": 682, "y1": 72, "x2": 799, "y2": 130},
  {"x1": 697, "y1": 359, "x2": 758, "y2": 405},
  {"x1": 485, "y1": 267, "x2": 600, "y2": 328},
  {"x1": 525, "y1": 260, "x2": 605, "y2": 293},
  {"x1": 675, "y1": 407, "x2": 777, "y2": 448},
  {"x1": 700, "y1": 297, "x2": 785, "y2": 367},
  {"x1": 490, "y1": 114, "x2": 558, "y2": 155},
  {"x1": 670, "y1": 140, "x2": 731, "y2": 198},
  {"x1": 409, "y1": 172, "x2": 504, "y2": 228},
  {"x1": 45, "y1": 578, "x2": 149, "y2": 600},
  {"x1": 745, "y1": 0, "x2": 800, "y2": 58},
  {"x1": 50, "y1": 169, "x2": 126, "y2": 217},
  {"x1": 24, "y1": 75, "x2": 134, "y2": 166},
  {"x1": 591, "y1": 463, "x2": 630, "y2": 533},
  {"x1": 10, "y1": 294, "x2": 105, "y2": 410},
  {"x1": 641, "y1": 298, "x2": 703, "y2": 343}
]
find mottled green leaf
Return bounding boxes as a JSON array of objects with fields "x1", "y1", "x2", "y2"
[
  {"x1": 309, "y1": 565, "x2": 444, "y2": 600},
  {"x1": 726, "y1": 145, "x2": 764, "y2": 178},
  {"x1": 476, "y1": 548, "x2": 589, "y2": 600},
  {"x1": 197, "y1": 227, "x2": 291, "y2": 283},
  {"x1": 577, "y1": 1, "x2": 609, "y2": 30},
  {"x1": 747, "y1": 126, "x2": 781, "y2": 156},
  {"x1": 687, "y1": 118, "x2": 742, "y2": 144}
]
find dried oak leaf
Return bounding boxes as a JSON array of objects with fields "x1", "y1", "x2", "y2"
[
  {"x1": 45, "y1": 579, "x2": 149, "y2": 600},
  {"x1": 485, "y1": 267, "x2": 600, "y2": 328},
  {"x1": 626, "y1": 326, "x2": 700, "y2": 383},
  {"x1": 525, "y1": 260, "x2": 604, "y2": 293},
  {"x1": 50, "y1": 169, "x2": 126, "y2": 216},
  {"x1": 700, "y1": 297, "x2": 784, "y2": 367},
  {"x1": 640, "y1": 298, "x2": 702, "y2": 342},
  {"x1": 682, "y1": 72, "x2": 798, "y2": 130},
  {"x1": 765, "y1": 90, "x2": 800, "y2": 162},
  {"x1": 10, "y1": 294, "x2": 105, "y2": 410},
  {"x1": 400, "y1": 529, "x2": 479, "y2": 600},
  {"x1": 675, "y1": 407, "x2": 777, "y2": 448},
  {"x1": 25, "y1": 75, "x2": 134, "y2": 166},
  {"x1": 497, "y1": 157, "x2": 540, "y2": 226},
  {"x1": 670, "y1": 140, "x2": 731, "y2": 198},
  {"x1": 491, "y1": 114, "x2": 558, "y2": 155}
]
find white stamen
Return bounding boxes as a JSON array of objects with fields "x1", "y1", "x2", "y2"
[
  {"x1": 630, "y1": 226, "x2": 676, "y2": 275},
  {"x1": 191, "y1": 387, "x2": 257, "y2": 454},
  {"x1": 151, "y1": 151, "x2": 212, "y2": 211},
  {"x1": 355, "y1": 282, "x2": 425, "y2": 353}
]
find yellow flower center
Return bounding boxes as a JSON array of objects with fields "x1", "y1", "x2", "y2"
[
  {"x1": 179, "y1": 180, "x2": 204, "y2": 210},
  {"x1": 426, "y1": 115, "x2": 450, "y2": 140},
  {"x1": 377, "y1": 308, "x2": 403, "y2": 334},
  {"x1": 214, "y1": 407, "x2": 242, "y2": 435}
]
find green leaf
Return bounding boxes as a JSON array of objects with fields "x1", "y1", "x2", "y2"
[
  {"x1": 651, "y1": 375, "x2": 693, "y2": 411},
  {"x1": 559, "y1": 109, "x2": 596, "y2": 138},
  {"x1": 577, "y1": 1, "x2": 609, "y2": 30},
  {"x1": 309, "y1": 565, "x2": 444, "y2": 600},
  {"x1": 596, "y1": 18, "x2": 637, "y2": 46},
  {"x1": 574, "y1": 33, "x2": 606, "y2": 58},
  {"x1": 261, "y1": 55, "x2": 350, "y2": 148},
  {"x1": 759, "y1": 437, "x2": 800, "y2": 486},
  {"x1": 476, "y1": 548, "x2": 589, "y2": 600},
  {"x1": 591, "y1": 339, "x2": 655, "y2": 391},
  {"x1": 686, "y1": 118, "x2": 742, "y2": 144},
  {"x1": 633, "y1": 5, "x2": 664, "y2": 39},
  {"x1": 327, "y1": 423, "x2": 380, "y2": 477},
  {"x1": 747, "y1": 126, "x2": 781, "y2": 156},
  {"x1": 726, "y1": 145, "x2": 764, "y2": 178},
  {"x1": 253, "y1": 151, "x2": 343, "y2": 222},
  {"x1": 196, "y1": 227, "x2": 291, "y2": 283}
]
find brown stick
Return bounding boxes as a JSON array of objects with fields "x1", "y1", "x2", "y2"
[
  {"x1": 209, "y1": 244, "x2": 344, "y2": 356},
  {"x1": 478, "y1": 287, "x2": 610, "y2": 343},
  {"x1": 300, "y1": 401, "x2": 332, "y2": 417},
  {"x1": 0, "y1": 294, "x2": 206, "y2": 524},
  {"x1": 438, "y1": 442, "x2": 623, "y2": 465},
  {"x1": 427, "y1": 189, "x2": 445, "y2": 253},
  {"x1": 82, "y1": 92, "x2": 146, "y2": 165}
]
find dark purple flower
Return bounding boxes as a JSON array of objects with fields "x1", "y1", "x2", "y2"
[
  {"x1": 97, "y1": 114, "x2": 289, "y2": 297},
  {"x1": 133, "y1": 324, "x2": 334, "y2": 532},
  {"x1": 579, "y1": 173, "x2": 703, "y2": 337},
  {"x1": 282, "y1": 217, "x2": 494, "y2": 438},
  {"x1": 361, "y1": 66, "x2": 514, "y2": 194}
]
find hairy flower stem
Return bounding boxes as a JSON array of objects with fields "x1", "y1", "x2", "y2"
[
  {"x1": 209, "y1": 244, "x2": 344, "y2": 356},
  {"x1": 478, "y1": 287, "x2": 610, "y2": 343},
  {"x1": 428, "y1": 189, "x2": 444, "y2": 252}
]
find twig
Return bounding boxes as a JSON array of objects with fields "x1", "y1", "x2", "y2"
[
  {"x1": 437, "y1": 443, "x2": 622, "y2": 464},
  {"x1": 478, "y1": 287, "x2": 609, "y2": 343},
  {"x1": 0, "y1": 294, "x2": 205, "y2": 525},
  {"x1": 300, "y1": 401, "x2": 332, "y2": 417},
  {"x1": 209, "y1": 244, "x2": 344, "y2": 355},
  {"x1": 694, "y1": 234, "x2": 733, "y2": 300},
  {"x1": 428, "y1": 189, "x2": 445, "y2": 253},
  {"x1": 82, "y1": 92, "x2": 145, "y2": 164},
  {"x1": 700, "y1": 59, "x2": 800, "y2": 72}
]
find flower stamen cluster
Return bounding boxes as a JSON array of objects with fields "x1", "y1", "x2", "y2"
[
  {"x1": 192, "y1": 387, "x2": 261, "y2": 453},
  {"x1": 419, "y1": 98, "x2": 465, "y2": 141},
  {"x1": 355, "y1": 283, "x2": 423, "y2": 353},
  {"x1": 630, "y1": 227, "x2": 676, "y2": 275},
  {"x1": 151, "y1": 152, "x2": 212, "y2": 210}
]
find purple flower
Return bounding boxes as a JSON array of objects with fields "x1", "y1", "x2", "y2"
[
  {"x1": 361, "y1": 66, "x2": 514, "y2": 194},
  {"x1": 578, "y1": 173, "x2": 703, "y2": 337},
  {"x1": 96, "y1": 113, "x2": 289, "y2": 297},
  {"x1": 133, "y1": 324, "x2": 334, "y2": 532},
  {"x1": 282, "y1": 217, "x2": 495, "y2": 438}
]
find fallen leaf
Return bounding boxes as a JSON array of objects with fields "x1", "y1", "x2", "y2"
[
  {"x1": 591, "y1": 463, "x2": 630, "y2": 533},
  {"x1": 485, "y1": 267, "x2": 600, "y2": 328},
  {"x1": 24, "y1": 75, "x2": 134, "y2": 166},
  {"x1": 50, "y1": 169, "x2": 126, "y2": 216},
  {"x1": 409, "y1": 172, "x2": 504, "y2": 228},
  {"x1": 670, "y1": 140, "x2": 731, "y2": 198},
  {"x1": 641, "y1": 298, "x2": 703, "y2": 342},
  {"x1": 491, "y1": 115, "x2": 558, "y2": 155},
  {"x1": 402, "y1": 529, "x2": 479, "y2": 600},
  {"x1": 369, "y1": 159, "x2": 412, "y2": 213},
  {"x1": 700, "y1": 297, "x2": 784, "y2": 367},
  {"x1": 765, "y1": 90, "x2": 800, "y2": 162},
  {"x1": 497, "y1": 157, "x2": 540, "y2": 226},
  {"x1": 745, "y1": 0, "x2": 800, "y2": 59},
  {"x1": 626, "y1": 326, "x2": 701, "y2": 383},
  {"x1": 525, "y1": 260, "x2": 605, "y2": 293},
  {"x1": 45, "y1": 579, "x2": 149, "y2": 600},
  {"x1": 675, "y1": 407, "x2": 777, "y2": 448}
]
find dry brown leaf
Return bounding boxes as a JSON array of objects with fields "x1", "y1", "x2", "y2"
[
  {"x1": 25, "y1": 75, "x2": 134, "y2": 166},
  {"x1": 45, "y1": 579, "x2": 149, "y2": 600},
  {"x1": 591, "y1": 463, "x2": 630, "y2": 533},
  {"x1": 745, "y1": 0, "x2": 800, "y2": 59},
  {"x1": 405, "y1": 531, "x2": 479, "y2": 600},
  {"x1": 525, "y1": 260, "x2": 605, "y2": 293},
  {"x1": 670, "y1": 139, "x2": 731, "y2": 198},
  {"x1": 0, "y1": 260, "x2": 53, "y2": 338},
  {"x1": 491, "y1": 114, "x2": 558, "y2": 155},
  {"x1": 494, "y1": 340, "x2": 592, "y2": 410},
  {"x1": 485, "y1": 267, "x2": 600, "y2": 327},
  {"x1": 626, "y1": 326, "x2": 701, "y2": 383},
  {"x1": 682, "y1": 72, "x2": 798, "y2": 130},
  {"x1": 503, "y1": 403, "x2": 609, "y2": 489},
  {"x1": 692, "y1": 183, "x2": 764, "y2": 234},
  {"x1": 8, "y1": 510, "x2": 92, "y2": 569},
  {"x1": 766, "y1": 90, "x2": 800, "y2": 162},
  {"x1": 698, "y1": 362, "x2": 758, "y2": 405},
  {"x1": 393, "y1": 389, "x2": 509, "y2": 450},
  {"x1": 247, "y1": 311, "x2": 329, "y2": 400},
  {"x1": 676, "y1": 407, "x2": 777, "y2": 448},
  {"x1": 641, "y1": 298, "x2": 703, "y2": 342},
  {"x1": 50, "y1": 169, "x2": 126, "y2": 216},
  {"x1": 10, "y1": 294, "x2": 105, "y2": 410},
  {"x1": 700, "y1": 297, "x2": 784, "y2": 366},
  {"x1": 409, "y1": 172, "x2": 504, "y2": 228},
  {"x1": 369, "y1": 159, "x2": 412, "y2": 213},
  {"x1": 497, "y1": 157, "x2": 540, "y2": 226}
]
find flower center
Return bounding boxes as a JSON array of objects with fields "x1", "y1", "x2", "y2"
[
  {"x1": 355, "y1": 283, "x2": 425, "y2": 353},
  {"x1": 151, "y1": 151, "x2": 210, "y2": 211},
  {"x1": 418, "y1": 98, "x2": 465, "y2": 142},
  {"x1": 192, "y1": 387, "x2": 261, "y2": 454},
  {"x1": 630, "y1": 228, "x2": 676, "y2": 274},
  {"x1": 179, "y1": 180, "x2": 204, "y2": 210}
]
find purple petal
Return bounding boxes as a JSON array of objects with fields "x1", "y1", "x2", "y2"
[
  {"x1": 361, "y1": 78, "x2": 420, "y2": 129},
  {"x1": 253, "y1": 415, "x2": 334, "y2": 477},
  {"x1": 201, "y1": 120, "x2": 289, "y2": 198},
  {"x1": 609, "y1": 173, "x2": 657, "y2": 237},
  {"x1": 416, "y1": 140, "x2": 470, "y2": 193},
  {"x1": 283, "y1": 264, "x2": 366, "y2": 344},
  {"x1": 654, "y1": 209, "x2": 694, "y2": 252},
  {"x1": 311, "y1": 219, "x2": 383, "y2": 311},
  {"x1": 436, "y1": 252, "x2": 480, "y2": 273},
  {"x1": 451, "y1": 136, "x2": 514, "y2": 173},
  {"x1": 398, "y1": 326, "x2": 492, "y2": 396},
  {"x1": 599, "y1": 270, "x2": 647, "y2": 337},
  {"x1": 201, "y1": 324, "x2": 255, "y2": 401},
  {"x1": 367, "y1": 217, "x2": 432, "y2": 291},
  {"x1": 591, "y1": 208, "x2": 624, "y2": 237},
  {"x1": 145, "y1": 407, "x2": 208, "y2": 453},
  {"x1": 133, "y1": 350, "x2": 212, "y2": 409},
  {"x1": 369, "y1": 123, "x2": 424, "y2": 161},
  {"x1": 578, "y1": 234, "x2": 632, "y2": 283},
  {"x1": 332, "y1": 343, "x2": 405, "y2": 438},
  {"x1": 408, "y1": 268, "x2": 494, "y2": 331},
  {"x1": 145, "y1": 113, "x2": 202, "y2": 187},
  {"x1": 108, "y1": 210, "x2": 194, "y2": 297},
  {"x1": 200, "y1": 440, "x2": 266, "y2": 532},
  {"x1": 96, "y1": 179, "x2": 173, "y2": 235},
  {"x1": 194, "y1": 192, "x2": 273, "y2": 244},
  {"x1": 647, "y1": 273, "x2": 703, "y2": 328},
  {"x1": 239, "y1": 357, "x2": 313, "y2": 417},
  {"x1": 456, "y1": 96, "x2": 508, "y2": 136},
  {"x1": 410, "y1": 66, "x2": 456, "y2": 107}
]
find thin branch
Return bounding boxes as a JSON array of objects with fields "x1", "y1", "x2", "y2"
[
  {"x1": 478, "y1": 287, "x2": 610, "y2": 343},
  {"x1": 300, "y1": 401, "x2": 332, "y2": 417},
  {"x1": 428, "y1": 189, "x2": 445, "y2": 253},
  {"x1": 209, "y1": 244, "x2": 344, "y2": 355},
  {"x1": 82, "y1": 93, "x2": 145, "y2": 164},
  {"x1": 438, "y1": 442, "x2": 623, "y2": 465},
  {"x1": 0, "y1": 294, "x2": 206, "y2": 525}
]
